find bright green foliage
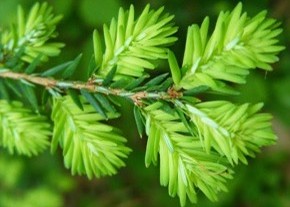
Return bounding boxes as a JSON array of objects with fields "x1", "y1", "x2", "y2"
[
  {"x1": 168, "y1": 50, "x2": 181, "y2": 85},
  {"x1": 0, "y1": 2, "x2": 64, "y2": 64},
  {"x1": 0, "y1": 100, "x2": 51, "y2": 156},
  {"x1": 143, "y1": 102, "x2": 233, "y2": 206},
  {"x1": 186, "y1": 101, "x2": 277, "y2": 164},
  {"x1": 51, "y1": 96, "x2": 131, "y2": 179},
  {"x1": 0, "y1": 2, "x2": 284, "y2": 207},
  {"x1": 178, "y1": 3, "x2": 284, "y2": 93},
  {"x1": 142, "y1": 99, "x2": 277, "y2": 205},
  {"x1": 94, "y1": 5, "x2": 178, "y2": 79}
]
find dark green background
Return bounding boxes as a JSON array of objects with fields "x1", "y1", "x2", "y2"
[{"x1": 0, "y1": 0, "x2": 289, "y2": 206}]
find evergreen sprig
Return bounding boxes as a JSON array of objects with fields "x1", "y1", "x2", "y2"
[
  {"x1": 0, "y1": 2, "x2": 64, "y2": 65},
  {"x1": 143, "y1": 102, "x2": 234, "y2": 206},
  {"x1": 0, "y1": 99, "x2": 50, "y2": 156},
  {"x1": 0, "y1": 2, "x2": 284, "y2": 206},
  {"x1": 93, "y1": 5, "x2": 178, "y2": 79},
  {"x1": 174, "y1": 3, "x2": 284, "y2": 93},
  {"x1": 51, "y1": 96, "x2": 131, "y2": 178},
  {"x1": 185, "y1": 101, "x2": 277, "y2": 164}
]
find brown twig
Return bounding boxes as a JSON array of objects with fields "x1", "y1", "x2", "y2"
[{"x1": 0, "y1": 70, "x2": 183, "y2": 104}]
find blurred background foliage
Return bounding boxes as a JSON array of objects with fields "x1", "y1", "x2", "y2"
[{"x1": 0, "y1": 0, "x2": 289, "y2": 206}]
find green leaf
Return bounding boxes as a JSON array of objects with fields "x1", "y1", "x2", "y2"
[
  {"x1": 168, "y1": 50, "x2": 181, "y2": 85},
  {"x1": 110, "y1": 78, "x2": 130, "y2": 88},
  {"x1": 41, "y1": 90, "x2": 50, "y2": 105},
  {"x1": 180, "y1": 96, "x2": 200, "y2": 105},
  {"x1": 94, "y1": 93, "x2": 116, "y2": 113},
  {"x1": 133, "y1": 106, "x2": 145, "y2": 138},
  {"x1": 62, "y1": 54, "x2": 83, "y2": 79},
  {"x1": 0, "y1": 100, "x2": 51, "y2": 156},
  {"x1": 80, "y1": 89, "x2": 107, "y2": 119},
  {"x1": 155, "y1": 77, "x2": 173, "y2": 91},
  {"x1": 107, "y1": 95, "x2": 122, "y2": 107},
  {"x1": 93, "y1": 29, "x2": 103, "y2": 68},
  {"x1": 4, "y1": 80, "x2": 23, "y2": 98},
  {"x1": 51, "y1": 96, "x2": 131, "y2": 178},
  {"x1": 183, "y1": 85, "x2": 210, "y2": 96},
  {"x1": 86, "y1": 55, "x2": 98, "y2": 79},
  {"x1": 145, "y1": 73, "x2": 169, "y2": 87},
  {"x1": 124, "y1": 75, "x2": 148, "y2": 90},
  {"x1": 102, "y1": 66, "x2": 117, "y2": 86},
  {"x1": 41, "y1": 61, "x2": 72, "y2": 77},
  {"x1": 67, "y1": 89, "x2": 83, "y2": 110},
  {"x1": 20, "y1": 83, "x2": 38, "y2": 111},
  {"x1": 25, "y1": 54, "x2": 42, "y2": 74},
  {"x1": 175, "y1": 107, "x2": 195, "y2": 136}
]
